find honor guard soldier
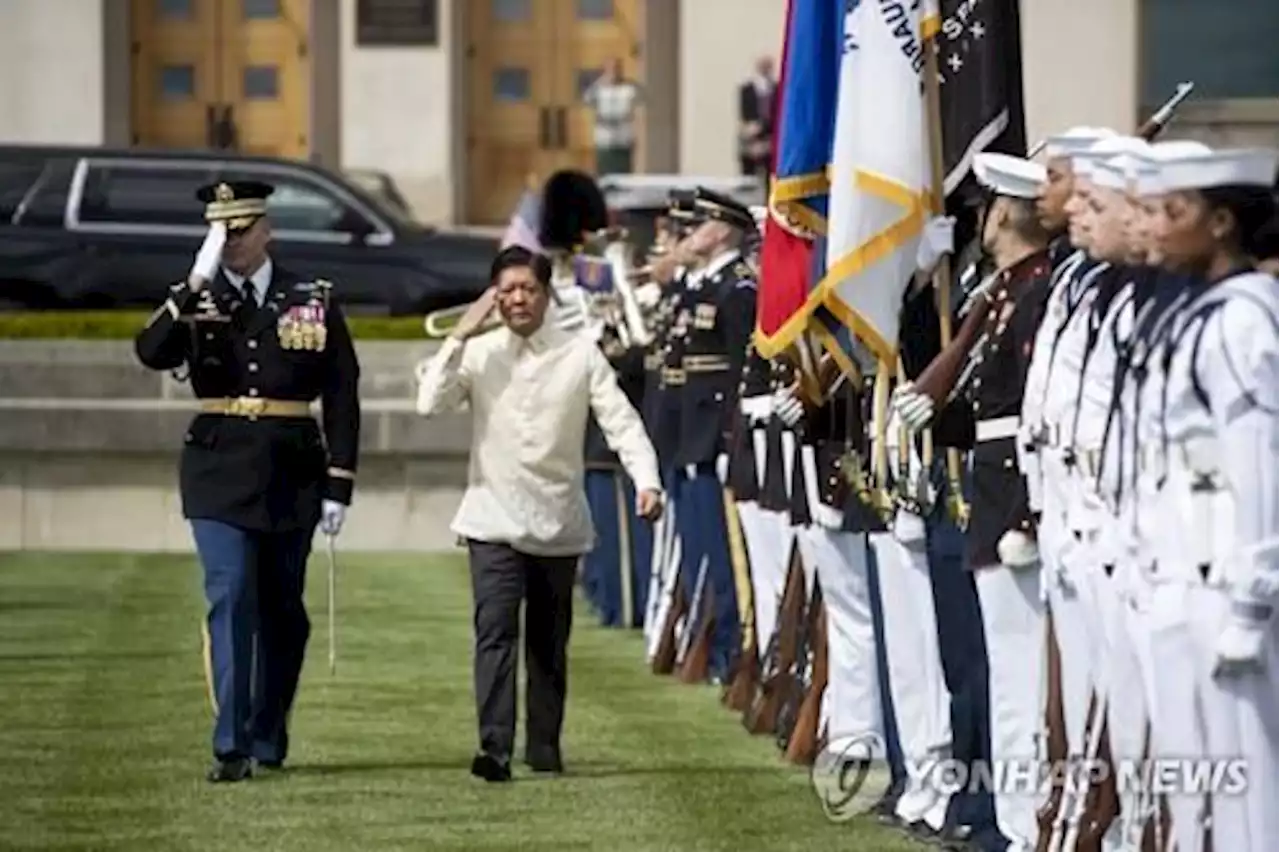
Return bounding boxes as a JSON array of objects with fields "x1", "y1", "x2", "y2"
[
  {"x1": 894, "y1": 153, "x2": 1059, "y2": 849},
  {"x1": 669, "y1": 187, "x2": 758, "y2": 684},
  {"x1": 134, "y1": 180, "x2": 360, "y2": 783},
  {"x1": 644, "y1": 196, "x2": 703, "y2": 666}
]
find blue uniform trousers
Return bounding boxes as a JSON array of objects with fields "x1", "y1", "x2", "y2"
[
  {"x1": 583, "y1": 470, "x2": 654, "y2": 628},
  {"x1": 672, "y1": 464, "x2": 739, "y2": 680},
  {"x1": 925, "y1": 480, "x2": 1006, "y2": 850},
  {"x1": 191, "y1": 519, "x2": 314, "y2": 763},
  {"x1": 865, "y1": 536, "x2": 907, "y2": 791}
]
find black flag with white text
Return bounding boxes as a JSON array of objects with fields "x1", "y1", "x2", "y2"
[{"x1": 936, "y1": 0, "x2": 1026, "y2": 198}]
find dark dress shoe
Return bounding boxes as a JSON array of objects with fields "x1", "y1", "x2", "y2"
[
  {"x1": 206, "y1": 757, "x2": 253, "y2": 783},
  {"x1": 524, "y1": 747, "x2": 564, "y2": 774},
  {"x1": 470, "y1": 752, "x2": 512, "y2": 783},
  {"x1": 255, "y1": 759, "x2": 285, "y2": 773},
  {"x1": 904, "y1": 820, "x2": 944, "y2": 845},
  {"x1": 937, "y1": 823, "x2": 974, "y2": 849}
]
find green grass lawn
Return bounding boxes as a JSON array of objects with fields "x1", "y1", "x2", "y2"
[{"x1": 0, "y1": 552, "x2": 917, "y2": 851}]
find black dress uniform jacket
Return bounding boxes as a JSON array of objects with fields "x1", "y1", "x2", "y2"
[
  {"x1": 725, "y1": 346, "x2": 772, "y2": 502},
  {"x1": 673, "y1": 256, "x2": 757, "y2": 468},
  {"x1": 135, "y1": 266, "x2": 361, "y2": 532},
  {"x1": 810, "y1": 374, "x2": 889, "y2": 534},
  {"x1": 648, "y1": 276, "x2": 694, "y2": 471},
  {"x1": 757, "y1": 359, "x2": 797, "y2": 514},
  {"x1": 952, "y1": 249, "x2": 1051, "y2": 568}
]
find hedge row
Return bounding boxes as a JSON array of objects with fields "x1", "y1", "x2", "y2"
[{"x1": 0, "y1": 312, "x2": 429, "y2": 341}]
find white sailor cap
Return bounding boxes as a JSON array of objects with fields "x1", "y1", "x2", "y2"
[
  {"x1": 1135, "y1": 141, "x2": 1214, "y2": 196},
  {"x1": 1071, "y1": 136, "x2": 1149, "y2": 179},
  {"x1": 1159, "y1": 149, "x2": 1278, "y2": 193},
  {"x1": 1044, "y1": 126, "x2": 1118, "y2": 159},
  {"x1": 973, "y1": 153, "x2": 1046, "y2": 199},
  {"x1": 1092, "y1": 152, "x2": 1158, "y2": 193},
  {"x1": 1146, "y1": 140, "x2": 1213, "y2": 161}
]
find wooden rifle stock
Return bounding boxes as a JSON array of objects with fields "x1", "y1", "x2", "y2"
[
  {"x1": 914, "y1": 282, "x2": 991, "y2": 403},
  {"x1": 1071, "y1": 692, "x2": 1117, "y2": 852},
  {"x1": 784, "y1": 594, "x2": 828, "y2": 765},
  {"x1": 677, "y1": 591, "x2": 713, "y2": 684},
  {"x1": 1036, "y1": 611, "x2": 1068, "y2": 852},
  {"x1": 651, "y1": 574, "x2": 686, "y2": 675},
  {"x1": 744, "y1": 546, "x2": 806, "y2": 734},
  {"x1": 724, "y1": 630, "x2": 760, "y2": 711}
]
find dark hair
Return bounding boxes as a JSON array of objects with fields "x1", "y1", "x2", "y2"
[
  {"x1": 489, "y1": 246, "x2": 552, "y2": 287},
  {"x1": 1200, "y1": 184, "x2": 1278, "y2": 262},
  {"x1": 1249, "y1": 212, "x2": 1278, "y2": 263}
]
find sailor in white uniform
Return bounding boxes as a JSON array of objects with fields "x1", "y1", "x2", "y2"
[{"x1": 1146, "y1": 147, "x2": 1279, "y2": 852}]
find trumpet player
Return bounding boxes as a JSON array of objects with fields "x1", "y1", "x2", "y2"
[{"x1": 581, "y1": 239, "x2": 654, "y2": 631}]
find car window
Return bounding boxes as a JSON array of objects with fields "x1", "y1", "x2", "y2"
[
  {"x1": 77, "y1": 164, "x2": 212, "y2": 226},
  {"x1": 0, "y1": 159, "x2": 46, "y2": 219},
  {"x1": 220, "y1": 170, "x2": 361, "y2": 233}
]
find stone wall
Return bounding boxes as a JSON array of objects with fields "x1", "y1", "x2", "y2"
[{"x1": 0, "y1": 340, "x2": 472, "y2": 552}]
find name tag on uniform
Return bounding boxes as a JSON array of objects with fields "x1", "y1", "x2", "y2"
[
  {"x1": 278, "y1": 302, "x2": 328, "y2": 351},
  {"x1": 694, "y1": 303, "x2": 717, "y2": 330}
]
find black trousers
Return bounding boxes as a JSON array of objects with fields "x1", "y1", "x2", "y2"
[{"x1": 467, "y1": 539, "x2": 577, "y2": 761}]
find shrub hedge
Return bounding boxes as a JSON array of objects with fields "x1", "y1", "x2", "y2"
[{"x1": 0, "y1": 312, "x2": 428, "y2": 341}]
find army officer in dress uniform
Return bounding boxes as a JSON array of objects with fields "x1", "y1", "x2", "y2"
[
  {"x1": 135, "y1": 180, "x2": 361, "y2": 783},
  {"x1": 668, "y1": 188, "x2": 758, "y2": 684}
]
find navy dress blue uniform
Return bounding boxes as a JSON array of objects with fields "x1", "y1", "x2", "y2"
[
  {"x1": 134, "y1": 181, "x2": 360, "y2": 782},
  {"x1": 671, "y1": 189, "x2": 758, "y2": 683},
  {"x1": 582, "y1": 265, "x2": 653, "y2": 629}
]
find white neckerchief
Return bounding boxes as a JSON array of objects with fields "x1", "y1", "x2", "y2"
[{"x1": 223, "y1": 257, "x2": 273, "y2": 307}]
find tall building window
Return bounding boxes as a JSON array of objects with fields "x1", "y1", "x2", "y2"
[{"x1": 1140, "y1": 0, "x2": 1278, "y2": 106}]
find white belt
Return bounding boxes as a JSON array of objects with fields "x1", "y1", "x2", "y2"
[
  {"x1": 741, "y1": 396, "x2": 772, "y2": 421},
  {"x1": 975, "y1": 415, "x2": 1019, "y2": 443}
]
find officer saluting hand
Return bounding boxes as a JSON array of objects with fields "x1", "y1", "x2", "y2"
[{"x1": 135, "y1": 180, "x2": 361, "y2": 783}]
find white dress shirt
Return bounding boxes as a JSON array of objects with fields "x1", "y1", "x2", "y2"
[
  {"x1": 415, "y1": 322, "x2": 661, "y2": 557},
  {"x1": 222, "y1": 257, "x2": 273, "y2": 306}
]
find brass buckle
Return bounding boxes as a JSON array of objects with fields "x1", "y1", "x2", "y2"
[{"x1": 228, "y1": 397, "x2": 267, "y2": 419}]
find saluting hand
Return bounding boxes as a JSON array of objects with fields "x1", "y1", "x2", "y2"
[
  {"x1": 451, "y1": 287, "x2": 499, "y2": 341},
  {"x1": 636, "y1": 489, "x2": 664, "y2": 522},
  {"x1": 188, "y1": 222, "x2": 228, "y2": 292}
]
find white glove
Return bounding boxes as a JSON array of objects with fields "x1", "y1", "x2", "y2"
[
  {"x1": 997, "y1": 530, "x2": 1040, "y2": 568},
  {"x1": 892, "y1": 507, "x2": 928, "y2": 549},
  {"x1": 190, "y1": 222, "x2": 227, "y2": 284},
  {"x1": 891, "y1": 382, "x2": 935, "y2": 431},
  {"x1": 320, "y1": 499, "x2": 347, "y2": 537},
  {"x1": 915, "y1": 215, "x2": 956, "y2": 273},
  {"x1": 772, "y1": 388, "x2": 805, "y2": 428},
  {"x1": 1212, "y1": 618, "x2": 1270, "y2": 678},
  {"x1": 715, "y1": 453, "x2": 729, "y2": 484}
]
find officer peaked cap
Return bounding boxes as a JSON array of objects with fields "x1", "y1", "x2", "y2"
[
  {"x1": 691, "y1": 186, "x2": 755, "y2": 231},
  {"x1": 197, "y1": 180, "x2": 274, "y2": 229}
]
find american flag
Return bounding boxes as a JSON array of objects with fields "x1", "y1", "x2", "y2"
[{"x1": 500, "y1": 188, "x2": 542, "y2": 252}]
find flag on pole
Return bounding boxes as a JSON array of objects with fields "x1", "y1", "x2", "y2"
[
  {"x1": 936, "y1": 0, "x2": 1027, "y2": 196},
  {"x1": 754, "y1": 0, "x2": 842, "y2": 359},
  {"x1": 500, "y1": 186, "x2": 542, "y2": 252},
  {"x1": 817, "y1": 0, "x2": 936, "y2": 364}
]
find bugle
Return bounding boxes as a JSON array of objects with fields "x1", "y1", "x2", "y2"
[
  {"x1": 601, "y1": 235, "x2": 655, "y2": 349},
  {"x1": 422, "y1": 301, "x2": 501, "y2": 340}
]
